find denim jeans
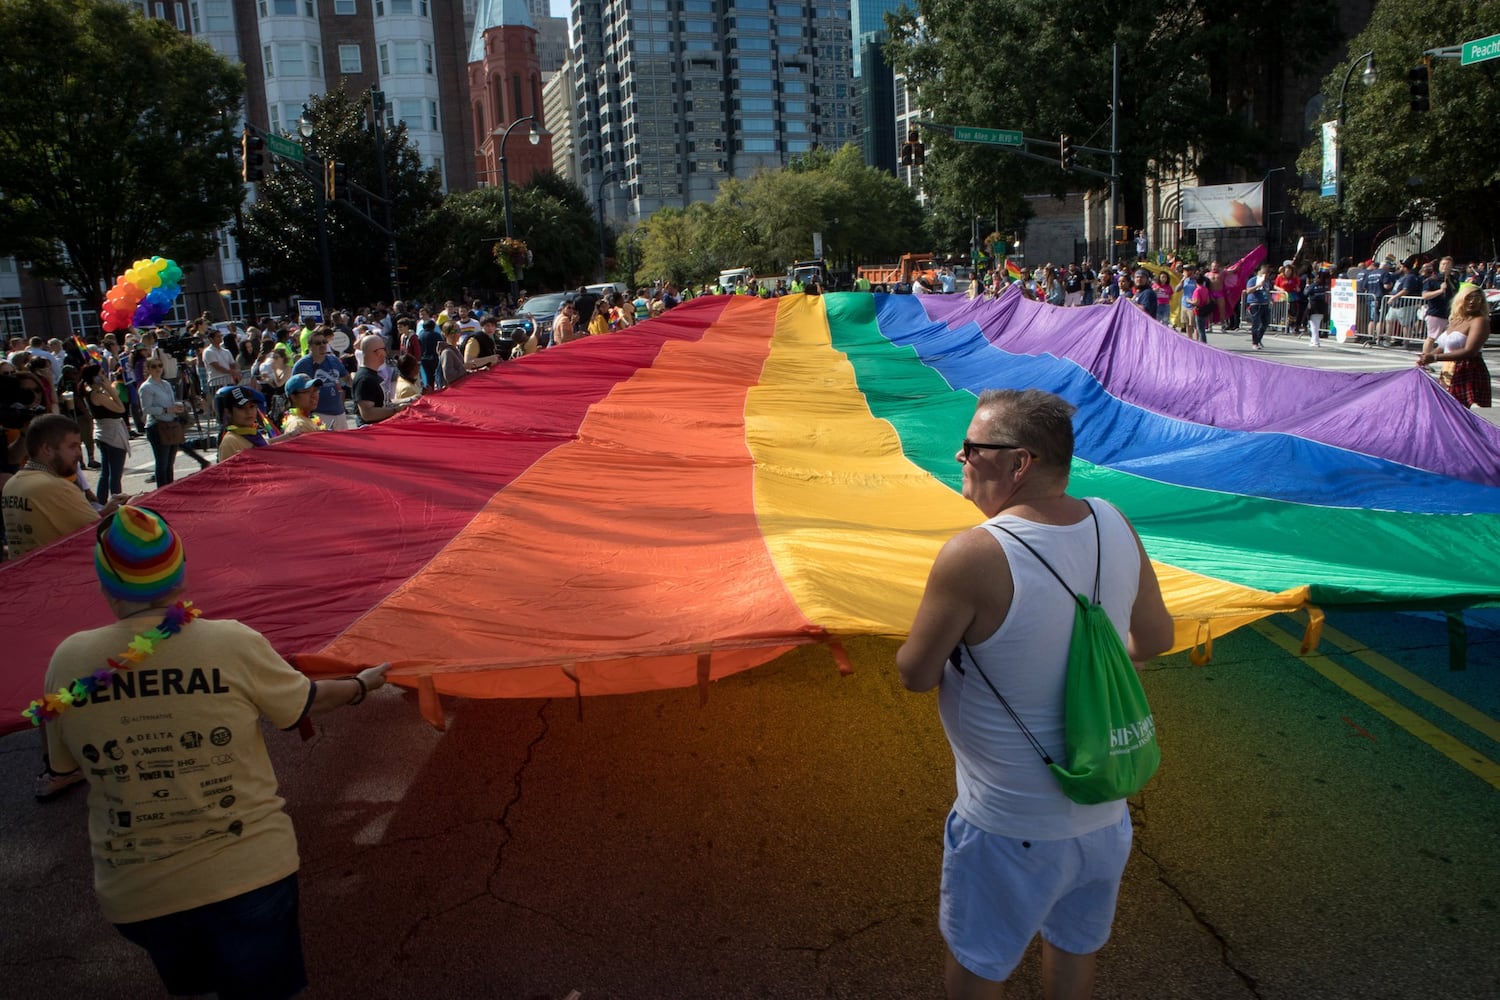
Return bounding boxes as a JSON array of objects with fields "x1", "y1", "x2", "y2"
[
  {"x1": 96, "y1": 442, "x2": 126, "y2": 497},
  {"x1": 1249, "y1": 302, "x2": 1270, "y2": 345},
  {"x1": 146, "y1": 424, "x2": 178, "y2": 486}
]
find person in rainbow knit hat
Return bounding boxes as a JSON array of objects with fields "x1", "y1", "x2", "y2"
[{"x1": 34, "y1": 505, "x2": 390, "y2": 998}]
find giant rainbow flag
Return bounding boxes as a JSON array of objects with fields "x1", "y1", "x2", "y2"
[{"x1": 3, "y1": 289, "x2": 1497, "y2": 732}]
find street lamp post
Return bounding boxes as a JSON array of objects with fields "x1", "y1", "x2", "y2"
[
  {"x1": 493, "y1": 116, "x2": 545, "y2": 298},
  {"x1": 1333, "y1": 50, "x2": 1376, "y2": 271},
  {"x1": 596, "y1": 170, "x2": 619, "y2": 283},
  {"x1": 297, "y1": 109, "x2": 336, "y2": 310},
  {"x1": 369, "y1": 88, "x2": 400, "y2": 303}
]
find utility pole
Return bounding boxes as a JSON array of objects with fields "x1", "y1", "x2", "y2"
[
  {"x1": 1109, "y1": 43, "x2": 1119, "y2": 265},
  {"x1": 370, "y1": 88, "x2": 400, "y2": 303}
]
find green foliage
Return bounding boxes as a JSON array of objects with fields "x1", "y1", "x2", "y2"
[
  {"x1": 0, "y1": 0, "x2": 246, "y2": 307},
  {"x1": 633, "y1": 144, "x2": 927, "y2": 286},
  {"x1": 240, "y1": 86, "x2": 441, "y2": 306},
  {"x1": 885, "y1": 0, "x2": 1339, "y2": 236},
  {"x1": 404, "y1": 170, "x2": 601, "y2": 299},
  {"x1": 1295, "y1": 0, "x2": 1500, "y2": 248}
]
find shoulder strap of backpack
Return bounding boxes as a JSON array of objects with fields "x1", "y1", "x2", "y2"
[
  {"x1": 956, "y1": 501, "x2": 1106, "y2": 768},
  {"x1": 987, "y1": 500, "x2": 1101, "y2": 608}
]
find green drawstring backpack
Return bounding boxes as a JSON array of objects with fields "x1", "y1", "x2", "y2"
[{"x1": 967, "y1": 501, "x2": 1160, "y2": 805}]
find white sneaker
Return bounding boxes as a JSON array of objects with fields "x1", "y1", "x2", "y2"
[{"x1": 35, "y1": 768, "x2": 85, "y2": 802}]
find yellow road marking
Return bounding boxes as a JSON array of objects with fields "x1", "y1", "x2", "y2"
[
  {"x1": 1251, "y1": 620, "x2": 1500, "y2": 791},
  {"x1": 1317, "y1": 622, "x2": 1500, "y2": 745}
]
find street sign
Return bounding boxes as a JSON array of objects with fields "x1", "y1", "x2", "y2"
[
  {"x1": 264, "y1": 132, "x2": 305, "y2": 163},
  {"x1": 1460, "y1": 33, "x2": 1500, "y2": 65},
  {"x1": 954, "y1": 126, "x2": 1024, "y2": 147}
]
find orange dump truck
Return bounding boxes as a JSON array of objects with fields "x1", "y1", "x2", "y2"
[{"x1": 856, "y1": 253, "x2": 940, "y2": 288}]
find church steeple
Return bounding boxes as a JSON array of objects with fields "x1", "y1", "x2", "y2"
[{"x1": 468, "y1": 0, "x2": 535, "y2": 64}]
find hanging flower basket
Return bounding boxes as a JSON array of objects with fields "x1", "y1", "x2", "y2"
[{"x1": 493, "y1": 237, "x2": 531, "y2": 281}]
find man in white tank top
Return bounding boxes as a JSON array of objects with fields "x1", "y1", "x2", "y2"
[{"x1": 897, "y1": 388, "x2": 1174, "y2": 1000}]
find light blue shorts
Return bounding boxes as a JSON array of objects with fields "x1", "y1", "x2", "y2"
[{"x1": 939, "y1": 809, "x2": 1132, "y2": 982}]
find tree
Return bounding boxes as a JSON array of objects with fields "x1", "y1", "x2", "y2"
[
  {"x1": 0, "y1": 0, "x2": 246, "y2": 309},
  {"x1": 240, "y1": 86, "x2": 440, "y2": 307},
  {"x1": 1295, "y1": 0, "x2": 1500, "y2": 252},
  {"x1": 631, "y1": 144, "x2": 928, "y2": 286},
  {"x1": 885, "y1": 1, "x2": 1339, "y2": 234},
  {"x1": 403, "y1": 170, "x2": 600, "y2": 300}
]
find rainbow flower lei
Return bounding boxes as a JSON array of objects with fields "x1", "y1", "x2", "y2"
[{"x1": 21, "y1": 601, "x2": 201, "y2": 727}]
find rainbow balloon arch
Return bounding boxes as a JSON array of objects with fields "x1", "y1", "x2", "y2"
[{"x1": 100, "y1": 256, "x2": 184, "y2": 332}]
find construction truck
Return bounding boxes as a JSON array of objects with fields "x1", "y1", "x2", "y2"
[
  {"x1": 856, "y1": 253, "x2": 941, "y2": 289},
  {"x1": 718, "y1": 267, "x2": 754, "y2": 293},
  {"x1": 786, "y1": 259, "x2": 831, "y2": 290}
]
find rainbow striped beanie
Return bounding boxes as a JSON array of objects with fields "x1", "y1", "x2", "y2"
[{"x1": 95, "y1": 506, "x2": 185, "y2": 602}]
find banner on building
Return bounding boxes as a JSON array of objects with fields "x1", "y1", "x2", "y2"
[
  {"x1": 1321, "y1": 121, "x2": 1338, "y2": 198},
  {"x1": 1179, "y1": 181, "x2": 1265, "y2": 230}
]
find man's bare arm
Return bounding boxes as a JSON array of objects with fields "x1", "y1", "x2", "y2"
[
  {"x1": 897, "y1": 531, "x2": 999, "y2": 693},
  {"x1": 1125, "y1": 528, "x2": 1174, "y2": 664}
]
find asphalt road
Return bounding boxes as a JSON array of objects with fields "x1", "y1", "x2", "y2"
[
  {"x1": 2, "y1": 310, "x2": 1497, "y2": 999},
  {"x1": 2, "y1": 620, "x2": 1497, "y2": 1000}
]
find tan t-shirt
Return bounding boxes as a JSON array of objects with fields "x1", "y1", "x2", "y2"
[
  {"x1": 45, "y1": 616, "x2": 313, "y2": 923},
  {"x1": 217, "y1": 432, "x2": 256, "y2": 462},
  {"x1": 280, "y1": 412, "x2": 322, "y2": 438},
  {"x1": 2, "y1": 467, "x2": 98, "y2": 558}
]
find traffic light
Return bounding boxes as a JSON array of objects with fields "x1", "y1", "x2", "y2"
[
  {"x1": 325, "y1": 160, "x2": 349, "y2": 200},
  {"x1": 241, "y1": 129, "x2": 264, "y2": 183},
  {"x1": 1407, "y1": 62, "x2": 1431, "y2": 113},
  {"x1": 899, "y1": 128, "x2": 924, "y2": 168},
  {"x1": 1059, "y1": 133, "x2": 1075, "y2": 170}
]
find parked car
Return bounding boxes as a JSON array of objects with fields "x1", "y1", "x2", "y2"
[{"x1": 513, "y1": 290, "x2": 575, "y2": 349}]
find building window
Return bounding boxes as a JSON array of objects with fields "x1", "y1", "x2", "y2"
[
  {"x1": 303, "y1": 0, "x2": 314, "y2": 15},
  {"x1": 374, "y1": 0, "x2": 383, "y2": 14},
  {"x1": 308, "y1": 44, "x2": 321, "y2": 77},
  {"x1": 431, "y1": 155, "x2": 444, "y2": 191},
  {"x1": 66, "y1": 298, "x2": 101, "y2": 338},
  {"x1": 276, "y1": 42, "x2": 304, "y2": 75},
  {"x1": 204, "y1": 0, "x2": 231, "y2": 29},
  {"x1": 0, "y1": 303, "x2": 24, "y2": 340},
  {"x1": 339, "y1": 44, "x2": 361, "y2": 73},
  {"x1": 334, "y1": 0, "x2": 354, "y2": 11},
  {"x1": 389, "y1": 0, "x2": 410, "y2": 12},
  {"x1": 268, "y1": 104, "x2": 281, "y2": 135},
  {"x1": 428, "y1": 99, "x2": 438, "y2": 131},
  {"x1": 423, "y1": 41, "x2": 434, "y2": 74},
  {"x1": 391, "y1": 40, "x2": 418, "y2": 73},
  {"x1": 272, "y1": 0, "x2": 295, "y2": 13},
  {"x1": 189, "y1": 0, "x2": 201, "y2": 32},
  {"x1": 378, "y1": 43, "x2": 390, "y2": 75},
  {"x1": 262, "y1": 44, "x2": 274, "y2": 78}
]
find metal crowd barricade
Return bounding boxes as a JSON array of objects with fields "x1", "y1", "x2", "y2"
[
  {"x1": 1367, "y1": 295, "x2": 1426, "y2": 347},
  {"x1": 1266, "y1": 290, "x2": 1290, "y2": 333}
]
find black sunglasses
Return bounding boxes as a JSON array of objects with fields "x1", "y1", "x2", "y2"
[{"x1": 962, "y1": 439, "x2": 1033, "y2": 461}]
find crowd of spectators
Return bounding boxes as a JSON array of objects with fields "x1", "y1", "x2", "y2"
[{"x1": 1, "y1": 283, "x2": 713, "y2": 563}]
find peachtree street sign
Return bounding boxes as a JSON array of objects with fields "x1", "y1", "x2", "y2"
[
  {"x1": 1461, "y1": 33, "x2": 1500, "y2": 65},
  {"x1": 264, "y1": 133, "x2": 305, "y2": 163},
  {"x1": 954, "y1": 126, "x2": 1024, "y2": 147}
]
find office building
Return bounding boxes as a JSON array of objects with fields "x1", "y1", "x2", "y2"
[{"x1": 569, "y1": 0, "x2": 855, "y2": 225}]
